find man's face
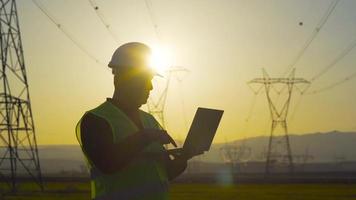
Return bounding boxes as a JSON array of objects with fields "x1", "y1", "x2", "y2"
[{"x1": 117, "y1": 71, "x2": 154, "y2": 108}]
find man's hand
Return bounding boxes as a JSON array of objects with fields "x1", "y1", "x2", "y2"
[
  {"x1": 142, "y1": 129, "x2": 177, "y2": 147},
  {"x1": 167, "y1": 148, "x2": 195, "y2": 161},
  {"x1": 166, "y1": 153, "x2": 188, "y2": 180}
]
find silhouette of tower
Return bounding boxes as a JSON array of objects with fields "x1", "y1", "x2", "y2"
[
  {"x1": 220, "y1": 141, "x2": 251, "y2": 173},
  {"x1": 293, "y1": 146, "x2": 314, "y2": 172},
  {"x1": 249, "y1": 69, "x2": 309, "y2": 174},
  {"x1": 220, "y1": 144, "x2": 239, "y2": 172},
  {"x1": 0, "y1": 0, "x2": 43, "y2": 192},
  {"x1": 147, "y1": 66, "x2": 188, "y2": 129}
]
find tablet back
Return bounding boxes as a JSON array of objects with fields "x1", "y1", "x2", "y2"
[{"x1": 183, "y1": 107, "x2": 224, "y2": 156}]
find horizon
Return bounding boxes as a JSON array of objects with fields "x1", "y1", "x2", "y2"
[{"x1": 37, "y1": 130, "x2": 356, "y2": 146}]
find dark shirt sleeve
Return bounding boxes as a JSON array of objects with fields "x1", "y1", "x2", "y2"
[
  {"x1": 164, "y1": 153, "x2": 188, "y2": 181},
  {"x1": 80, "y1": 112, "x2": 152, "y2": 174}
]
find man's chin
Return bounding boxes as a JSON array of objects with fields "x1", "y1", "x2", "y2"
[
  {"x1": 137, "y1": 100, "x2": 148, "y2": 108},
  {"x1": 141, "y1": 100, "x2": 148, "y2": 106},
  {"x1": 143, "y1": 97, "x2": 149, "y2": 104}
]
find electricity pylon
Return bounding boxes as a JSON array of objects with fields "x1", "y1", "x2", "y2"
[
  {"x1": 293, "y1": 147, "x2": 314, "y2": 172},
  {"x1": 220, "y1": 141, "x2": 252, "y2": 173},
  {"x1": 248, "y1": 69, "x2": 309, "y2": 174},
  {"x1": 0, "y1": 0, "x2": 43, "y2": 192},
  {"x1": 147, "y1": 66, "x2": 189, "y2": 129}
]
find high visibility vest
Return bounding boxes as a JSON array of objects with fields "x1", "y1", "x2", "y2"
[{"x1": 76, "y1": 101, "x2": 169, "y2": 200}]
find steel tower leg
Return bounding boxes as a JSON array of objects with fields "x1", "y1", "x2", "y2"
[{"x1": 0, "y1": 0, "x2": 43, "y2": 192}]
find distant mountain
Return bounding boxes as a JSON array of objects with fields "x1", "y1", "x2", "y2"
[
  {"x1": 37, "y1": 131, "x2": 356, "y2": 174},
  {"x1": 37, "y1": 145, "x2": 85, "y2": 174},
  {"x1": 204, "y1": 130, "x2": 356, "y2": 163}
]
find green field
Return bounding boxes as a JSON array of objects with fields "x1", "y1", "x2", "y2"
[{"x1": 1, "y1": 182, "x2": 356, "y2": 200}]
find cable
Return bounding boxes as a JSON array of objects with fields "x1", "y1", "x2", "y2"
[
  {"x1": 241, "y1": 93, "x2": 258, "y2": 140},
  {"x1": 283, "y1": 0, "x2": 340, "y2": 76},
  {"x1": 302, "y1": 1, "x2": 356, "y2": 94},
  {"x1": 306, "y1": 70, "x2": 356, "y2": 94},
  {"x1": 177, "y1": 80, "x2": 187, "y2": 145},
  {"x1": 86, "y1": 0, "x2": 120, "y2": 44},
  {"x1": 289, "y1": 94, "x2": 304, "y2": 122},
  {"x1": 244, "y1": 93, "x2": 258, "y2": 125},
  {"x1": 144, "y1": 0, "x2": 161, "y2": 40},
  {"x1": 31, "y1": 0, "x2": 107, "y2": 67},
  {"x1": 280, "y1": 0, "x2": 341, "y2": 97},
  {"x1": 310, "y1": 37, "x2": 356, "y2": 82}
]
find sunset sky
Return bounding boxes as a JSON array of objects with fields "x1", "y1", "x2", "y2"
[{"x1": 18, "y1": 0, "x2": 356, "y2": 145}]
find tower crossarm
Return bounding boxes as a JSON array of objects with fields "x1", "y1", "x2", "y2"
[{"x1": 248, "y1": 78, "x2": 310, "y2": 85}]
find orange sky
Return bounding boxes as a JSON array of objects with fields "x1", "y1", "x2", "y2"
[{"x1": 17, "y1": 0, "x2": 356, "y2": 144}]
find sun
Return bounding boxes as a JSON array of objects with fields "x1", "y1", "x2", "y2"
[{"x1": 149, "y1": 45, "x2": 173, "y2": 74}]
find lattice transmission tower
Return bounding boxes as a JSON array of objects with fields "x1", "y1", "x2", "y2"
[
  {"x1": 0, "y1": 0, "x2": 43, "y2": 192},
  {"x1": 220, "y1": 141, "x2": 251, "y2": 173},
  {"x1": 248, "y1": 69, "x2": 309, "y2": 174},
  {"x1": 147, "y1": 66, "x2": 189, "y2": 129}
]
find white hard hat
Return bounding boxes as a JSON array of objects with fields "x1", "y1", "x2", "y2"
[{"x1": 108, "y1": 42, "x2": 153, "y2": 75}]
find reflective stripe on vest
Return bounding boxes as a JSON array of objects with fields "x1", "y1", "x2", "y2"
[{"x1": 76, "y1": 100, "x2": 169, "y2": 200}]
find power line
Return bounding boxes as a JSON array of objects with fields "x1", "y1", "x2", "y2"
[
  {"x1": 310, "y1": 37, "x2": 356, "y2": 82},
  {"x1": 278, "y1": 0, "x2": 340, "y2": 101},
  {"x1": 144, "y1": 0, "x2": 161, "y2": 40},
  {"x1": 245, "y1": 93, "x2": 257, "y2": 124},
  {"x1": 86, "y1": 0, "x2": 120, "y2": 44},
  {"x1": 306, "y1": 70, "x2": 356, "y2": 94},
  {"x1": 301, "y1": 2, "x2": 356, "y2": 95},
  {"x1": 289, "y1": 94, "x2": 304, "y2": 122},
  {"x1": 283, "y1": 0, "x2": 340, "y2": 76},
  {"x1": 31, "y1": 0, "x2": 107, "y2": 67},
  {"x1": 241, "y1": 92, "x2": 258, "y2": 136},
  {"x1": 177, "y1": 78, "x2": 188, "y2": 140}
]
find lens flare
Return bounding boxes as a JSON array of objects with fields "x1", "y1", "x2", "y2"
[{"x1": 149, "y1": 45, "x2": 173, "y2": 74}]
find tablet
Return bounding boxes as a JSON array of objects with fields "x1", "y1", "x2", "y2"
[{"x1": 169, "y1": 107, "x2": 224, "y2": 158}]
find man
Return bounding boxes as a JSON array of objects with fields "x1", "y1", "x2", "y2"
[{"x1": 76, "y1": 42, "x2": 188, "y2": 200}]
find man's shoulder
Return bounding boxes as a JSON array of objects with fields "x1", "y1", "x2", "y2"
[
  {"x1": 87, "y1": 101, "x2": 110, "y2": 113},
  {"x1": 139, "y1": 109, "x2": 155, "y2": 119},
  {"x1": 80, "y1": 101, "x2": 111, "y2": 125},
  {"x1": 81, "y1": 112, "x2": 107, "y2": 127},
  {"x1": 83, "y1": 100, "x2": 117, "y2": 121}
]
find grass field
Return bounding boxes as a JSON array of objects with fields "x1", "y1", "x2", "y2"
[{"x1": 1, "y1": 182, "x2": 356, "y2": 200}]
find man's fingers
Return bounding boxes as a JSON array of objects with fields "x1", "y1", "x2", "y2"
[{"x1": 143, "y1": 129, "x2": 177, "y2": 147}]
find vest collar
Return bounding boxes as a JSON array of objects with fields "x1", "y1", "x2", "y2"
[{"x1": 105, "y1": 98, "x2": 147, "y2": 130}]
